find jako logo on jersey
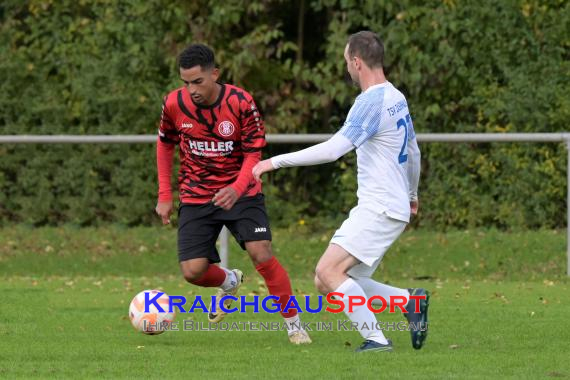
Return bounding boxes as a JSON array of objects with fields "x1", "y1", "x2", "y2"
[
  {"x1": 181, "y1": 122, "x2": 193, "y2": 129},
  {"x1": 218, "y1": 121, "x2": 235, "y2": 137},
  {"x1": 254, "y1": 227, "x2": 267, "y2": 233},
  {"x1": 188, "y1": 140, "x2": 234, "y2": 153}
]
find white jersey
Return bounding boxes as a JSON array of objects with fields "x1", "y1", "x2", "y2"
[
  {"x1": 271, "y1": 81, "x2": 420, "y2": 223},
  {"x1": 339, "y1": 82, "x2": 418, "y2": 222}
]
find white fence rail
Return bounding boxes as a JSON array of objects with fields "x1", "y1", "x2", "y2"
[
  {"x1": 1, "y1": 133, "x2": 569, "y2": 275},
  {"x1": 2, "y1": 132, "x2": 570, "y2": 143}
]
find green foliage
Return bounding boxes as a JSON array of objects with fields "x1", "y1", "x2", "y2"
[{"x1": 0, "y1": 0, "x2": 568, "y2": 227}]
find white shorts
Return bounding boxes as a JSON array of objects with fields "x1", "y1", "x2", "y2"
[{"x1": 330, "y1": 205, "x2": 407, "y2": 278}]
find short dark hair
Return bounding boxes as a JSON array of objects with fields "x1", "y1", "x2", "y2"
[
  {"x1": 347, "y1": 31, "x2": 384, "y2": 69},
  {"x1": 178, "y1": 44, "x2": 215, "y2": 70}
]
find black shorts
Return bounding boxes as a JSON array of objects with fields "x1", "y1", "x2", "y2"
[{"x1": 177, "y1": 193, "x2": 272, "y2": 263}]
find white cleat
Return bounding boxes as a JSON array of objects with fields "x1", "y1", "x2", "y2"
[
  {"x1": 288, "y1": 330, "x2": 312, "y2": 345},
  {"x1": 208, "y1": 269, "x2": 243, "y2": 323}
]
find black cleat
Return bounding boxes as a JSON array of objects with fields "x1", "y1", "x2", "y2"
[
  {"x1": 405, "y1": 288, "x2": 430, "y2": 350},
  {"x1": 355, "y1": 339, "x2": 393, "y2": 353}
]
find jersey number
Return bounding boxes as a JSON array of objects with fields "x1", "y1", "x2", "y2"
[{"x1": 396, "y1": 114, "x2": 412, "y2": 164}]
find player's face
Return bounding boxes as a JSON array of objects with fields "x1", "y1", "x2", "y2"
[
  {"x1": 344, "y1": 44, "x2": 359, "y2": 86},
  {"x1": 180, "y1": 66, "x2": 220, "y2": 105}
]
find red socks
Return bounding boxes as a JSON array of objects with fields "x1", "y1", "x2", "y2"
[
  {"x1": 189, "y1": 264, "x2": 226, "y2": 287},
  {"x1": 255, "y1": 256, "x2": 297, "y2": 318},
  {"x1": 188, "y1": 258, "x2": 297, "y2": 319}
]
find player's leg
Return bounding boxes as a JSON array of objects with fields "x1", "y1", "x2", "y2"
[
  {"x1": 355, "y1": 273, "x2": 430, "y2": 350},
  {"x1": 177, "y1": 204, "x2": 243, "y2": 323},
  {"x1": 322, "y1": 206, "x2": 416, "y2": 352},
  {"x1": 179, "y1": 258, "x2": 239, "y2": 289},
  {"x1": 348, "y1": 253, "x2": 410, "y2": 309},
  {"x1": 355, "y1": 277, "x2": 410, "y2": 305},
  {"x1": 245, "y1": 240, "x2": 311, "y2": 344},
  {"x1": 351, "y1": 270, "x2": 429, "y2": 321},
  {"x1": 315, "y1": 243, "x2": 392, "y2": 353},
  {"x1": 347, "y1": 212, "x2": 430, "y2": 350},
  {"x1": 223, "y1": 194, "x2": 311, "y2": 344}
]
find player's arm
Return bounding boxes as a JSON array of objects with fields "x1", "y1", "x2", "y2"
[
  {"x1": 252, "y1": 133, "x2": 354, "y2": 181},
  {"x1": 213, "y1": 94, "x2": 264, "y2": 210},
  {"x1": 406, "y1": 121, "x2": 421, "y2": 215},
  {"x1": 253, "y1": 99, "x2": 378, "y2": 181},
  {"x1": 155, "y1": 97, "x2": 179, "y2": 224},
  {"x1": 273, "y1": 132, "x2": 354, "y2": 168}
]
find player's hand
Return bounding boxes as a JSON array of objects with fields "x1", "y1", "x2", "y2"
[
  {"x1": 410, "y1": 199, "x2": 419, "y2": 216},
  {"x1": 213, "y1": 187, "x2": 239, "y2": 211},
  {"x1": 155, "y1": 201, "x2": 174, "y2": 225},
  {"x1": 252, "y1": 159, "x2": 275, "y2": 182}
]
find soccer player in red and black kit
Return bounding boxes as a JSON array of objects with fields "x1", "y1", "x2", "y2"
[{"x1": 155, "y1": 44, "x2": 311, "y2": 344}]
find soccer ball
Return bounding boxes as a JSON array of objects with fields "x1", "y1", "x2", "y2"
[{"x1": 129, "y1": 289, "x2": 175, "y2": 335}]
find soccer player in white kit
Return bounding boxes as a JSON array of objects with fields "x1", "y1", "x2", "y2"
[{"x1": 252, "y1": 31, "x2": 429, "y2": 353}]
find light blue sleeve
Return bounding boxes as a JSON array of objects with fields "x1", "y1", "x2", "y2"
[
  {"x1": 406, "y1": 114, "x2": 417, "y2": 141},
  {"x1": 340, "y1": 98, "x2": 384, "y2": 148}
]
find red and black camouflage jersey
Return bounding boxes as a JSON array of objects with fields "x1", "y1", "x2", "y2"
[{"x1": 158, "y1": 83, "x2": 265, "y2": 204}]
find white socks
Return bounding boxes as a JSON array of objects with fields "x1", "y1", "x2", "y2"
[
  {"x1": 335, "y1": 278, "x2": 388, "y2": 345},
  {"x1": 220, "y1": 268, "x2": 237, "y2": 291},
  {"x1": 284, "y1": 314, "x2": 302, "y2": 336},
  {"x1": 354, "y1": 277, "x2": 410, "y2": 306}
]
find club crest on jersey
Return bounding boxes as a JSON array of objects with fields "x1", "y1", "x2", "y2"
[{"x1": 218, "y1": 121, "x2": 235, "y2": 137}]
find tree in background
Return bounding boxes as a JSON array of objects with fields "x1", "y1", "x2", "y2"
[{"x1": 0, "y1": 0, "x2": 568, "y2": 228}]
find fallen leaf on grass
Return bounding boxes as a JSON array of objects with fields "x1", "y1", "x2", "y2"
[{"x1": 413, "y1": 275, "x2": 434, "y2": 280}]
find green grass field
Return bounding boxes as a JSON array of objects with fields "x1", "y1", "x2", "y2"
[{"x1": 1, "y1": 226, "x2": 569, "y2": 379}]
